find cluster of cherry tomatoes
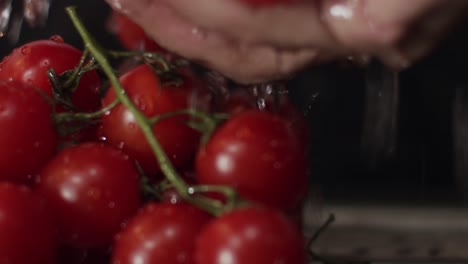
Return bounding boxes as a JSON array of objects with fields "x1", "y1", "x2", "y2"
[{"x1": 0, "y1": 7, "x2": 311, "y2": 264}]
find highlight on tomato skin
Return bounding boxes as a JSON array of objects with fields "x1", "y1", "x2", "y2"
[
  {"x1": 0, "y1": 183, "x2": 58, "y2": 264},
  {"x1": 194, "y1": 206, "x2": 307, "y2": 264},
  {"x1": 0, "y1": 37, "x2": 101, "y2": 113},
  {"x1": 195, "y1": 109, "x2": 309, "y2": 211},
  {"x1": 101, "y1": 64, "x2": 202, "y2": 176},
  {"x1": 0, "y1": 6, "x2": 314, "y2": 263},
  {"x1": 0, "y1": 80, "x2": 58, "y2": 184},
  {"x1": 112, "y1": 202, "x2": 212, "y2": 264},
  {"x1": 35, "y1": 142, "x2": 142, "y2": 249}
]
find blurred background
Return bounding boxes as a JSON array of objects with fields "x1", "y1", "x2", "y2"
[{"x1": 2, "y1": 0, "x2": 468, "y2": 262}]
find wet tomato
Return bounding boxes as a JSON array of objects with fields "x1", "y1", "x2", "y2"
[
  {"x1": 0, "y1": 37, "x2": 101, "y2": 112},
  {"x1": 36, "y1": 142, "x2": 141, "y2": 248},
  {"x1": 101, "y1": 64, "x2": 201, "y2": 176},
  {"x1": 0, "y1": 80, "x2": 57, "y2": 183},
  {"x1": 112, "y1": 202, "x2": 212, "y2": 264},
  {"x1": 196, "y1": 110, "x2": 308, "y2": 211},
  {"x1": 0, "y1": 183, "x2": 57, "y2": 264},
  {"x1": 195, "y1": 206, "x2": 306, "y2": 264},
  {"x1": 218, "y1": 86, "x2": 310, "y2": 152}
]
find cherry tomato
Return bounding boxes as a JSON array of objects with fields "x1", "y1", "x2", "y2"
[
  {"x1": 0, "y1": 183, "x2": 57, "y2": 264},
  {"x1": 108, "y1": 11, "x2": 163, "y2": 52},
  {"x1": 0, "y1": 37, "x2": 101, "y2": 112},
  {"x1": 101, "y1": 64, "x2": 201, "y2": 176},
  {"x1": 218, "y1": 86, "x2": 310, "y2": 152},
  {"x1": 36, "y1": 142, "x2": 142, "y2": 248},
  {"x1": 0, "y1": 80, "x2": 57, "y2": 183},
  {"x1": 196, "y1": 110, "x2": 308, "y2": 211},
  {"x1": 195, "y1": 206, "x2": 306, "y2": 264},
  {"x1": 112, "y1": 202, "x2": 212, "y2": 264}
]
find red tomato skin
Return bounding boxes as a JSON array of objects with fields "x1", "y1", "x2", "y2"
[
  {"x1": 101, "y1": 64, "x2": 200, "y2": 175},
  {"x1": 196, "y1": 110, "x2": 308, "y2": 211},
  {"x1": 195, "y1": 207, "x2": 306, "y2": 264},
  {"x1": 218, "y1": 87, "x2": 310, "y2": 152},
  {"x1": 0, "y1": 80, "x2": 57, "y2": 183},
  {"x1": 0, "y1": 38, "x2": 101, "y2": 112},
  {"x1": 36, "y1": 142, "x2": 142, "y2": 248},
  {"x1": 112, "y1": 202, "x2": 212, "y2": 264},
  {"x1": 0, "y1": 183, "x2": 57, "y2": 264},
  {"x1": 109, "y1": 11, "x2": 162, "y2": 52}
]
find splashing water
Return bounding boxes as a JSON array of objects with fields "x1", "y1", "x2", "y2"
[
  {"x1": 361, "y1": 59, "x2": 400, "y2": 169},
  {"x1": 0, "y1": 0, "x2": 51, "y2": 43},
  {"x1": 0, "y1": 0, "x2": 13, "y2": 37},
  {"x1": 23, "y1": 0, "x2": 51, "y2": 27}
]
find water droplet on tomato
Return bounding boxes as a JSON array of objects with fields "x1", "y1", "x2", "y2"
[
  {"x1": 41, "y1": 60, "x2": 50, "y2": 68},
  {"x1": 33, "y1": 141, "x2": 41, "y2": 148},
  {"x1": 117, "y1": 141, "x2": 125, "y2": 149},
  {"x1": 257, "y1": 98, "x2": 266, "y2": 110},
  {"x1": 49, "y1": 35, "x2": 64, "y2": 43},
  {"x1": 108, "y1": 202, "x2": 116, "y2": 208},
  {"x1": 21, "y1": 46, "x2": 31, "y2": 55},
  {"x1": 188, "y1": 187, "x2": 195, "y2": 195}
]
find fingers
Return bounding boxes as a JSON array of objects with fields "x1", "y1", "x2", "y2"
[
  {"x1": 106, "y1": 0, "x2": 324, "y2": 83},
  {"x1": 161, "y1": 0, "x2": 339, "y2": 50},
  {"x1": 322, "y1": 0, "x2": 468, "y2": 67},
  {"x1": 106, "y1": 0, "x2": 468, "y2": 83},
  {"x1": 110, "y1": 0, "x2": 340, "y2": 50}
]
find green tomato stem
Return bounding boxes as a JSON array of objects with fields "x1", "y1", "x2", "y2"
[
  {"x1": 66, "y1": 6, "x2": 224, "y2": 216},
  {"x1": 63, "y1": 48, "x2": 90, "y2": 89},
  {"x1": 107, "y1": 50, "x2": 171, "y2": 71},
  {"x1": 54, "y1": 98, "x2": 119, "y2": 123}
]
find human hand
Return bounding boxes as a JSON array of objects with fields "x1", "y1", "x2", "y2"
[{"x1": 106, "y1": 0, "x2": 468, "y2": 84}]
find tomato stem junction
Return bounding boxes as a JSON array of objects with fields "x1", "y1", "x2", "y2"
[{"x1": 66, "y1": 6, "x2": 232, "y2": 216}]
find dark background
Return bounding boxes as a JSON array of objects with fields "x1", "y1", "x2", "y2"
[{"x1": 2, "y1": 0, "x2": 468, "y2": 206}]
